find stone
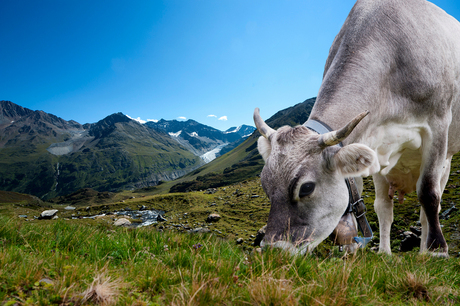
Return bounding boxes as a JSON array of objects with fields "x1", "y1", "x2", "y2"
[
  {"x1": 204, "y1": 188, "x2": 217, "y2": 194},
  {"x1": 253, "y1": 225, "x2": 266, "y2": 247},
  {"x1": 64, "y1": 206, "x2": 76, "y2": 210},
  {"x1": 410, "y1": 226, "x2": 422, "y2": 236},
  {"x1": 188, "y1": 227, "x2": 211, "y2": 234},
  {"x1": 39, "y1": 209, "x2": 58, "y2": 219},
  {"x1": 114, "y1": 218, "x2": 131, "y2": 226},
  {"x1": 206, "y1": 213, "x2": 221, "y2": 223},
  {"x1": 157, "y1": 214, "x2": 167, "y2": 222},
  {"x1": 400, "y1": 231, "x2": 421, "y2": 252},
  {"x1": 18, "y1": 215, "x2": 27, "y2": 218},
  {"x1": 37, "y1": 278, "x2": 54, "y2": 287},
  {"x1": 236, "y1": 238, "x2": 244, "y2": 244},
  {"x1": 440, "y1": 205, "x2": 458, "y2": 220}
]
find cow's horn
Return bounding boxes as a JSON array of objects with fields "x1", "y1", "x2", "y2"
[
  {"x1": 318, "y1": 110, "x2": 369, "y2": 147},
  {"x1": 254, "y1": 108, "x2": 276, "y2": 139}
]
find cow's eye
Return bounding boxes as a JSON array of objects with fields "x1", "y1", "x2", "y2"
[{"x1": 299, "y1": 182, "x2": 315, "y2": 197}]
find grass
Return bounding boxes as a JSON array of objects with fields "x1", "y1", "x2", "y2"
[{"x1": 0, "y1": 215, "x2": 459, "y2": 305}]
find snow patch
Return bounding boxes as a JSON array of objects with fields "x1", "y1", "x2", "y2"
[
  {"x1": 189, "y1": 132, "x2": 198, "y2": 137},
  {"x1": 126, "y1": 115, "x2": 146, "y2": 124},
  {"x1": 169, "y1": 130, "x2": 182, "y2": 137},
  {"x1": 225, "y1": 125, "x2": 241, "y2": 134}
]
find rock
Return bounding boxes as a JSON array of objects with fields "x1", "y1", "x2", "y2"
[
  {"x1": 114, "y1": 218, "x2": 131, "y2": 226},
  {"x1": 440, "y1": 205, "x2": 458, "y2": 220},
  {"x1": 236, "y1": 238, "x2": 244, "y2": 244},
  {"x1": 204, "y1": 188, "x2": 217, "y2": 194},
  {"x1": 39, "y1": 209, "x2": 58, "y2": 219},
  {"x1": 64, "y1": 206, "x2": 76, "y2": 210},
  {"x1": 157, "y1": 214, "x2": 167, "y2": 222},
  {"x1": 410, "y1": 226, "x2": 422, "y2": 236},
  {"x1": 139, "y1": 205, "x2": 147, "y2": 211},
  {"x1": 206, "y1": 213, "x2": 221, "y2": 223},
  {"x1": 37, "y1": 278, "x2": 54, "y2": 287},
  {"x1": 251, "y1": 195, "x2": 260, "y2": 198},
  {"x1": 253, "y1": 225, "x2": 266, "y2": 246},
  {"x1": 18, "y1": 215, "x2": 27, "y2": 218},
  {"x1": 400, "y1": 231, "x2": 421, "y2": 252},
  {"x1": 188, "y1": 227, "x2": 211, "y2": 234}
]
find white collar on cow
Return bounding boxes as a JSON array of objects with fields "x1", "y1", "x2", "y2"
[{"x1": 304, "y1": 118, "x2": 374, "y2": 248}]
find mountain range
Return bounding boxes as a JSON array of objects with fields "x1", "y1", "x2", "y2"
[
  {"x1": 168, "y1": 97, "x2": 316, "y2": 193},
  {"x1": 0, "y1": 100, "x2": 254, "y2": 199}
]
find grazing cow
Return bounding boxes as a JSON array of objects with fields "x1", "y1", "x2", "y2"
[{"x1": 254, "y1": 0, "x2": 460, "y2": 256}]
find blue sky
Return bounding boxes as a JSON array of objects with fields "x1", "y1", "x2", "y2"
[{"x1": 1, "y1": 1, "x2": 459, "y2": 131}]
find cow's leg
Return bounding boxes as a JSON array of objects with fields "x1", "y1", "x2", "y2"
[
  {"x1": 373, "y1": 173, "x2": 393, "y2": 254},
  {"x1": 419, "y1": 157, "x2": 451, "y2": 253},
  {"x1": 416, "y1": 130, "x2": 450, "y2": 256}
]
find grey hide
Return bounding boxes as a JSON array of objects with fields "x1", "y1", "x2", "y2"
[{"x1": 255, "y1": 0, "x2": 460, "y2": 257}]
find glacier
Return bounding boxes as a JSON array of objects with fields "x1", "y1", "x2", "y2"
[{"x1": 200, "y1": 143, "x2": 229, "y2": 163}]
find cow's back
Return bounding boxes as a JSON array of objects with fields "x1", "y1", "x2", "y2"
[
  {"x1": 313, "y1": 0, "x2": 460, "y2": 153},
  {"x1": 310, "y1": 0, "x2": 460, "y2": 196}
]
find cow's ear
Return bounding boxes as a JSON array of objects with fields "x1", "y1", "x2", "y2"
[
  {"x1": 334, "y1": 144, "x2": 380, "y2": 177},
  {"x1": 257, "y1": 136, "x2": 272, "y2": 162}
]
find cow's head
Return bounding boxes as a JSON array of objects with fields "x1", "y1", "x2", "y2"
[{"x1": 254, "y1": 108, "x2": 379, "y2": 255}]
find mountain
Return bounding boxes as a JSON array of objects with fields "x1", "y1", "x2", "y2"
[
  {"x1": 146, "y1": 119, "x2": 255, "y2": 160},
  {"x1": 0, "y1": 100, "x2": 254, "y2": 199},
  {"x1": 0, "y1": 101, "x2": 206, "y2": 199},
  {"x1": 168, "y1": 97, "x2": 316, "y2": 193}
]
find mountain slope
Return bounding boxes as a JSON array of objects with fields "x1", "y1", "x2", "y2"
[
  {"x1": 0, "y1": 101, "x2": 203, "y2": 199},
  {"x1": 167, "y1": 98, "x2": 316, "y2": 192},
  {"x1": 146, "y1": 119, "x2": 255, "y2": 158}
]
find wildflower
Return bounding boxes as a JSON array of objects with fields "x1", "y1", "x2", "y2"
[{"x1": 192, "y1": 243, "x2": 202, "y2": 250}]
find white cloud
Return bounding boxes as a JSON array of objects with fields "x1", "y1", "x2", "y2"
[
  {"x1": 147, "y1": 119, "x2": 158, "y2": 123},
  {"x1": 207, "y1": 114, "x2": 217, "y2": 118},
  {"x1": 218, "y1": 116, "x2": 228, "y2": 121},
  {"x1": 178, "y1": 116, "x2": 187, "y2": 120},
  {"x1": 126, "y1": 115, "x2": 146, "y2": 124}
]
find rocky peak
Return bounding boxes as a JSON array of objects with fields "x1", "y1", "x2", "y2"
[
  {"x1": 88, "y1": 112, "x2": 134, "y2": 138},
  {"x1": 0, "y1": 100, "x2": 34, "y2": 124}
]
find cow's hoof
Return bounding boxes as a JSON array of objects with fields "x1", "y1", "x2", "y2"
[{"x1": 429, "y1": 251, "x2": 449, "y2": 258}]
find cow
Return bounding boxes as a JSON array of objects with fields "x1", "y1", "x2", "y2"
[{"x1": 254, "y1": 0, "x2": 460, "y2": 257}]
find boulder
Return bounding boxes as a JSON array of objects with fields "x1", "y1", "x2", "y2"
[
  {"x1": 114, "y1": 218, "x2": 131, "y2": 226},
  {"x1": 204, "y1": 188, "x2": 217, "y2": 194},
  {"x1": 206, "y1": 213, "x2": 221, "y2": 223},
  {"x1": 253, "y1": 225, "x2": 266, "y2": 246},
  {"x1": 157, "y1": 214, "x2": 167, "y2": 222},
  {"x1": 400, "y1": 231, "x2": 421, "y2": 252},
  {"x1": 64, "y1": 206, "x2": 76, "y2": 210},
  {"x1": 236, "y1": 238, "x2": 244, "y2": 244},
  {"x1": 188, "y1": 227, "x2": 211, "y2": 234},
  {"x1": 39, "y1": 209, "x2": 58, "y2": 219}
]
